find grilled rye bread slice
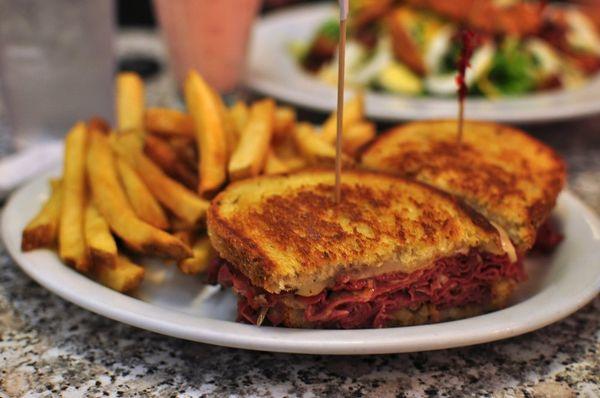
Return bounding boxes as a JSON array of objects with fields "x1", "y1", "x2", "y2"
[
  {"x1": 207, "y1": 169, "x2": 507, "y2": 296},
  {"x1": 361, "y1": 120, "x2": 566, "y2": 254}
]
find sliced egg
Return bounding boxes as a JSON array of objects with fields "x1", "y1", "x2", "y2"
[
  {"x1": 525, "y1": 38, "x2": 562, "y2": 77},
  {"x1": 424, "y1": 25, "x2": 455, "y2": 74},
  {"x1": 376, "y1": 62, "x2": 423, "y2": 94},
  {"x1": 350, "y1": 37, "x2": 393, "y2": 85},
  {"x1": 565, "y1": 9, "x2": 600, "y2": 56},
  {"x1": 424, "y1": 74, "x2": 456, "y2": 96},
  {"x1": 318, "y1": 40, "x2": 366, "y2": 86},
  {"x1": 317, "y1": 62, "x2": 339, "y2": 85},
  {"x1": 561, "y1": 62, "x2": 586, "y2": 89},
  {"x1": 345, "y1": 40, "x2": 368, "y2": 71}
]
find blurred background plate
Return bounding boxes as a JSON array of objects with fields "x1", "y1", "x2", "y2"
[
  {"x1": 245, "y1": 3, "x2": 600, "y2": 123},
  {"x1": 3, "y1": 171, "x2": 600, "y2": 355}
]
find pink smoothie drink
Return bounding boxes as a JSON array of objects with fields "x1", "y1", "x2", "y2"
[{"x1": 154, "y1": 0, "x2": 262, "y2": 93}]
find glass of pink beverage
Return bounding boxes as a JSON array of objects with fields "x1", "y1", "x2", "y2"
[{"x1": 154, "y1": 0, "x2": 263, "y2": 94}]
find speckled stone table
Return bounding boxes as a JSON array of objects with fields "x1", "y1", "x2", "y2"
[{"x1": 1, "y1": 30, "x2": 599, "y2": 397}]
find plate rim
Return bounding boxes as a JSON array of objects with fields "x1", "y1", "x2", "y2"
[
  {"x1": 2, "y1": 172, "x2": 600, "y2": 355},
  {"x1": 245, "y1": 3, "x2": 600, "y2": 123}
]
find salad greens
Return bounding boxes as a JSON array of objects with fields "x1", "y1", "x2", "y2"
[
  {"x1": 317, "y1": 19, "x2": 340, "y2": 42},
  {"x1": 487, "y1": 38, "x2": 537, "y2": 95},
  {"x1": 298, "y1": 1, "x2": 600, "y2": 99},
  {"x1": 439, "y1": 41, "x2": 461, "y2": 75}
]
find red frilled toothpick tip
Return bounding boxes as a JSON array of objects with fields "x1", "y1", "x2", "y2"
[
  {"x1": 455, "y1": 29, "x2": 477, "y2": 143},
  {"x1": 456, "y1": 29, "x2": 476, "y2": 102}
]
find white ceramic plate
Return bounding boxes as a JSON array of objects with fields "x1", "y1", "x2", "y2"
[
  {"x1": 246, "y1": 4, "x2": 600, "y2": 123},
  {"x1": 3, "y1": 172, "x2": 600, "y2": 355}
]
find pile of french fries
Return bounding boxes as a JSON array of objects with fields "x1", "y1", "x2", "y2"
[{"x1": 21, "y1": 70, "x2": 375, "y2": 294}]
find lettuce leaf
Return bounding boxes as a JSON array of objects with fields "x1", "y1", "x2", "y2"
[
  {"x1": 488, "y1": 38, "x2": 536, "y2": 95},
  {"x1": 316, "y1": 19, "x2": 340, "y2": 42}
]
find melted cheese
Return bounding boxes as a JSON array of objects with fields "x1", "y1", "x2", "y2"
[
  {"x1": 490, "y1": 221, "x2": 518, "y2": 263},
  {"x1": 293, "y1": 244, "x2": 496, "y2": 297},
  {"x1": 292, "y1": 257, "x2": 435, "y2": 297},
  {"x1": 291, "y1": 223, "x2": 517, "y2": 297}
]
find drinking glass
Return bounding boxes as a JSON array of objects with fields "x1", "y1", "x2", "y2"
[
  {"x1": 153, "y1": 0, "x2": 262, "y2": 94},
  {"x1": 0, "y1": 0, "x2": 115, "y2": 150}
]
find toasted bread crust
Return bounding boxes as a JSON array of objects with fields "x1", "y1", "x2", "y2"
[
  {"x1": 277, "y1": 299, "x2": 510, "y2": 328},
  {"x1": 208, "y1": 169, "x2": 504, "y2": 294},
  {"x1": 361, "y1": 120, "x2": 566, "y2": 253}
]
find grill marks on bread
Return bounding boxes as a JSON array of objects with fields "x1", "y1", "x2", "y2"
[
  {"x1": 362, "y1": 121, "x2": 566, "y2": 253},
  {"x1": 208, "y1": 170, "x2": 504, "y2": 294},
  {"x1": 248, "y1": 183, "x2": 462, "y2": 266}
]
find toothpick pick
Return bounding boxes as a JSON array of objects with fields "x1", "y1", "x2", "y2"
[
  {"x1": 456, "y1": 29, "x2": 475, "y2": 144},
  {"x1": 335, "y1": 0, "x2": 349, "y2": 204},
  {"x1": 457, "y1": 91, "x2": 465, "y2": 143}
]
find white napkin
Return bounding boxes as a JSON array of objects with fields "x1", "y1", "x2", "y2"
[{"x1": 0, "y1": 141, "x2": 63, "y2": 199}]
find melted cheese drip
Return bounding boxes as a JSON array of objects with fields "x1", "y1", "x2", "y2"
[
  {"x1": 292, "y1": 243, "x2": 497, "y2": 297},
  {"x1": 290, "y1": 224, "x2": 517, "y2": 297},
  {"x1": 490, "y1": 221, "x2": 518, "y2": 263},
  {"x1": 291, "y1": 258, "x2": 434, "y2": 297}
]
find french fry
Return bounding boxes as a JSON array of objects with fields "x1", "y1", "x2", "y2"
[
  {"x1": 144, "y1": 134, "x2": 197, "y2": 190},
  {"x1": 87, "y1": 128, "x2": 191, "y2": 260},
  {"x1": 173, "y1": 229, "x2": 195, "y2": 246},
  {"x1": 169, "y1": 137, "x2": 198, "y2": 172},
  {"x1": 212, "y1": 89, "x2": 239, "y2": 156},
  {"x1": 274, "y1": 135, "x2": 299, "y2": 158},
  {"x1": 84, "y1": 202, "x2": 117, "y2": 268},
  {"x1": 184, "y1": 71, "x2": 227, "y2": 198},
  {"x1": 116, "y1": 72, "x2": 145, "y2": 132},
  {"x1": 280, "y1": 155, "x2": 308, "y2": 171},
  {"x1": 273, "y1": 136, "x2": 307, "y2": 171},
  {"x1": 130, "y1": 150, "x2": 209, "y2": 227},
  {"x1": 87, "y1": 117, "x2": 110, "y2": 133},
  {"x1": 170, "y1": 217, "x2": 197, "y2": 233},
  {"x1": 293, "y1": 122, "x2": 354, "y2": 166},
  {"x1": 321, "y1": 94, "x2": 365, "y2": 144},
  {"x1": 273, "y1": 106, "x2": 296, "y2": 141},
  {"x1": 116, "y1": 157, "x2": 169, "y2": 230},
  {"x1": 114, "y1": 131, "x2": 205, "y2": 227},
  {"x1": 178, "y1": 236, "x2": 215, "y2": 275},
  {"x1": 144, "y1": 108, "x2": 194, "y2": 137},
  {"x1": 22, "y1": 179, "x2": 62, "y2": 251},
  {"x1": 264, "y1": 149, "x2": 292, "y2": 175},
  {"x1": 229, "y1": 101, "x2": 249, "y2": 135},
  {"x1": 343, "y1": 121, "x2": 376, "y2": 157},
  {"x1": 228, "y1": 99, "x2": 276, "y2": 180},
  {"x1": 95, "y1": 255, "x2": 145, "y2": 293},
  {"x1": 59, "y1": 122, "x2": 89, "y2": 271},
  {"x1": 111, "y1": 129, "x2": 144, "y2": 155}
]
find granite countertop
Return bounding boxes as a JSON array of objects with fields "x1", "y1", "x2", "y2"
[{"x1": 1, "y1": 30, "x2": 599, "y2": 397}]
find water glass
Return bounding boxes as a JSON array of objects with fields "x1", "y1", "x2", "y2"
[{"x1": 0, "y1": 0, "x2": 115, "y2": 150}]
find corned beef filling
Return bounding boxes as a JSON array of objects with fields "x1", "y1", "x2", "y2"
[{"x1": 215, "y1": 250, "x2": 525, "y2": 329}]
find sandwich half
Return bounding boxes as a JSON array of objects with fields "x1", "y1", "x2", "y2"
[
  {"x1": 361, "y1": 120, "x2": 566, "y2": 255},
  {"x1": 207, "y1": 170, "x2": 525, "y2": 329}
]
